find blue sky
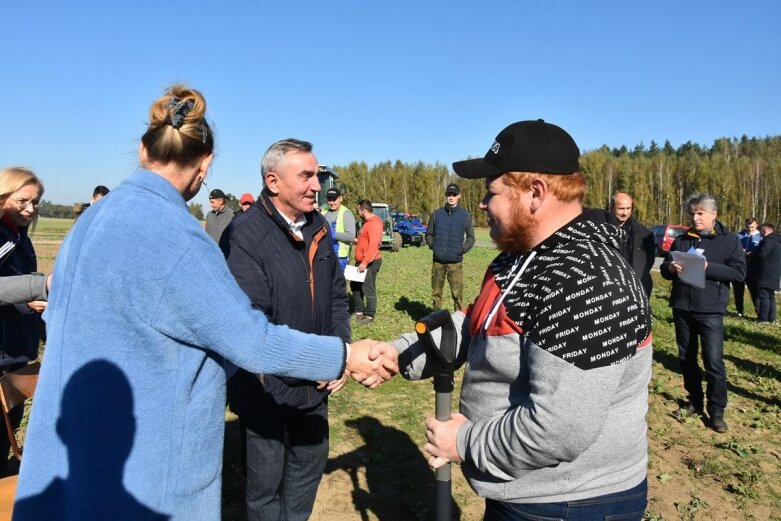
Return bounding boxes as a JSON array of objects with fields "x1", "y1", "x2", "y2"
[{"x1": 2, "y1": 1, "x2": 779, "y2": 206}]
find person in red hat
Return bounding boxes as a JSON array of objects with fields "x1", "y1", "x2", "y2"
[{"x1": 239, "y1": 192, "x2": 255, "y2": 212}]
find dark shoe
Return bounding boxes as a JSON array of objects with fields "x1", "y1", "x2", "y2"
[
  {"x1": 351, "y1": 311, "x2": 364, "y2": 319},
  {"x1": 710, "y1": 415, "x2": 728, "y2": 433},
  {"x1": 672, "y1": 403, "x2": 702, "y2": 419},
  {"x1": 356, "y1": 315, "x2": 374, "y2": 325}
]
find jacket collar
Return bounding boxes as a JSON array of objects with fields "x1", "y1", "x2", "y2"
[
  {"x1": 606, "y1": 212, "x2": 635, "y2": 230},
  {"x1": 259, "y1": 189, "x2": 322, "y2": 241},
  {"x1": 686, "y1": 220, "x2": 727, "y2": 239}
]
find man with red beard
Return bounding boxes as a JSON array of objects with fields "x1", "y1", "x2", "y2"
[{"x1": 373, "y1": 120, "x2": 654, "y2": 520}]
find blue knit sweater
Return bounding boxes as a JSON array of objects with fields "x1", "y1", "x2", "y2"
[{"x1": 14, "y1": 168, "x2": 346, "y2": 520}]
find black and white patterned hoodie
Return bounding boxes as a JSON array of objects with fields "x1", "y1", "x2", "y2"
[{"x1": 393, "y1": 215, "x2": 653, "y2": 504}]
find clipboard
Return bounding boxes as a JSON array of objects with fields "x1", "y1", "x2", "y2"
[{"x1": 671, "y1": 251, "x2": 706, "y2": 289}]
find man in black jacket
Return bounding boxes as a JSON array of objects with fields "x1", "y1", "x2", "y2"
[
  {"x1": 660, "y1": 193, "x2": 746, "y2": 433},
  {"x1": 425, "y1": 183, "x2": 475, "y2": 311},
  {"x1": 756, "y1": 223, "x2": 781, "y2": 323},
  {"x1": 221, "y1": 138, "x2": 349, "y2": 521},
  {"x1": 607, "y1": 192, "x2": 655, "y2": 297}
]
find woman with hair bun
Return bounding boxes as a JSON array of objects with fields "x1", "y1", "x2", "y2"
[{"x1": 14, "y1": 85, "x2": 394, "y2": 520}]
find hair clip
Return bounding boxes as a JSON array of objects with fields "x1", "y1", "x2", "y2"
[{"x1": 167, "y1": 96, "x2": 194, "y2": 129}]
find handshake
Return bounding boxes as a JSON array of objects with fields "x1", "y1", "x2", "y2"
[{"x1": 345, "y1": 339, "x2": 399, "y2": 388}]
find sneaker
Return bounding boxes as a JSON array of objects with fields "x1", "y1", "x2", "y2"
[
  {"x1": 672, "y1": 403, "x2": 702, "y2": 419},
  {"x1": 356, "y1": 315, "x2": 374, "y2": 325},
  {"x1": 351, "y1": 311, "x2": 364, "y2": 319},
  {"x1": 710, "y1": 415, "x2": 729, "y2": 433}
]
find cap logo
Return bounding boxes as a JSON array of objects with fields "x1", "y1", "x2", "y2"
[{"x1": 490, "y1": 141, "x2": 500, "y2": 154}]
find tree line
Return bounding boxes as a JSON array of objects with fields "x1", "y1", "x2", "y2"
[
  {"x1": 333, "y1": 135, "x2": 781, "y2": 231},
  {"x1": 38, "y1": 199, "x2": 236, "y2": 223},
  {"x1": 38, "y1": 134, "x2": 781, "y2": 232}
]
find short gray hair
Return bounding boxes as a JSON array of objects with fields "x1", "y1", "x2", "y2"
[
  {"x1": 261, "y1": 138, "x2": 313, "y2": 176},
  {"x1": 687, "y1": 192, "x2": 718, "y2": 213}
]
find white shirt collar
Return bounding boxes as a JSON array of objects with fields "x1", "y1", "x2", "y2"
[{"x1": 279, "y1": 212, "x2": 306, "y2": 240}]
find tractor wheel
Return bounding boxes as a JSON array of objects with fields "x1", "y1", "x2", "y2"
[{"x1": 392, "y1": 232, "x2": 402, "y2": 252}]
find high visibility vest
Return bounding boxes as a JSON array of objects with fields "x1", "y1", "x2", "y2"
[{"x1": 322, "y1": 205, "x2": 351, "y2": 258}]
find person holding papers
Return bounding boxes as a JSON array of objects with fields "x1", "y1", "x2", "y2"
[
  {"x1": 660, "y1": 192, "x2": 745, "y2": 433},
  {"x1": 351, "y1": 200, "x2": 383, "y2": 325}
]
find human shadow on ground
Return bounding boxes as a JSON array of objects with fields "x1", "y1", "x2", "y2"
[
  {"x1": 723, "y1": 323, "x2": 780, "y2": 355},
  {"x1": 13, "y1": 360, "x2": 169, "y2": 520},
  {"x1": 325, "y1": 416, "x2": 461, "y2": 521},
  {"x1": 394, "y1": 296, "x2": 430, "y2": 322},
  {"x1": 653, "y1": 344, "x2": 780, "y2": 407},
  {"x1": 724, "y1": 353, "x2": 781, "y2": 384}
]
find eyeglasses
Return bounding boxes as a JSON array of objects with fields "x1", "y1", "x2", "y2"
[
  {"x1": 12, "y1": 198, "x2": 41, "y2": 209},
  {"x1": 240, "y1": 202, "x2": 252, "y2": 207}
]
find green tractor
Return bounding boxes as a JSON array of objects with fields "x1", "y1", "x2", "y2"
[{"x1": 372, "y1": 203, "x2": 402, "y2": 251}]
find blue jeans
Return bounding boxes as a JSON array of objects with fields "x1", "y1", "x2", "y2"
[
  {"x1": 484, "y1": 478, "x2": 647, "y2": 520},
  {"x1": 241, "y1": 400, "x2": 329, "y2": 521},
  {"x1": 672, "y1": 309, "x2": 727, "y2": 415}
]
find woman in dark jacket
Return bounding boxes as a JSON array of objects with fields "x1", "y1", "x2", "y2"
[
  {"x1": 756, "y1": 223, "x2": 781, "y2": 322},
  {"x1": 0, "y1": 167, "x2": 44, "y2": 362},
  {"x1": 0, "y1": 166, "x2": 46, "y2": 475}
]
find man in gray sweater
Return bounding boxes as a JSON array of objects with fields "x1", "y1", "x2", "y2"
[
  {"x1": 205, "y1": 188, "x2": 233, "y2": 243},
  {"x1": 366, "y1": 120, "x2": 653, "y2": 520}
]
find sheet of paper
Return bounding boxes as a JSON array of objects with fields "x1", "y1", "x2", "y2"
[
  {"x1": 344, "y1": 265, "x2": 367, "y2": 283},
  {"x1": 670, "y1": 251, "x2": 706, "y2": 289}
]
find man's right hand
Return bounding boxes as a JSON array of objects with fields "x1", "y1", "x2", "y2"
[{"x1": 347, "y1": 340, "x2": 399, "y2": 388}]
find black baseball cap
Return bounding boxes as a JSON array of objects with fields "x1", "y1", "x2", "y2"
[
  {"x1": 445, "y1": 183, "x2": 460, "y2": 195},
  {"x1": 209, "y1": 189, "x2": 226, "y2": 199},
  {"x1": 452, "y1": 119, "x2": 580, "y2": 179},
  {"x1": 326, "y1": 187, "x2": 341, "y2": 199}
]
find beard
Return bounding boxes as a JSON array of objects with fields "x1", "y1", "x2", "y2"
[{"x1": 494, "y1": 204, "x2": 538, "y2": 255}]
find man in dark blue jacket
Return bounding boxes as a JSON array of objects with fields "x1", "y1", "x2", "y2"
[
  {"x1": 660, "y1": 193, "x2": 745, "y2": 433},
  {"x1": 425, "y1": 183, "x2": 475, "y2": 311},
  {"x1": 755, "y1": 223, "x2": 781, "y2": 323},
  {"x1": 221, "y1": 138, "x2": 350, "y2": 521}
]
